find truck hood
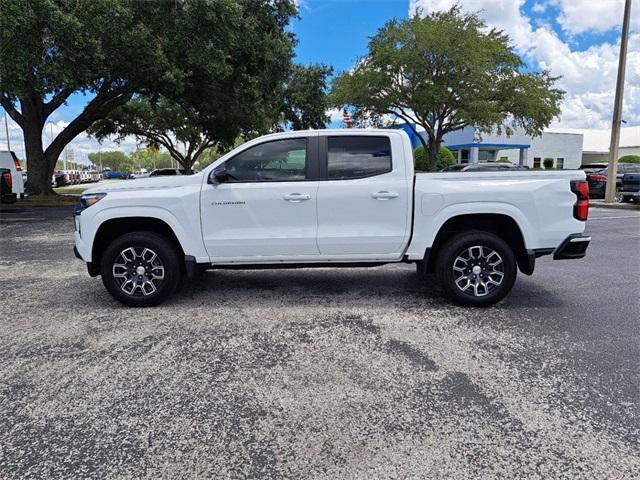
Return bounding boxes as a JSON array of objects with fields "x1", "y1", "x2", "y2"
[{"x1": 83, "y1": 174, "x2": 201, "y2": 195}]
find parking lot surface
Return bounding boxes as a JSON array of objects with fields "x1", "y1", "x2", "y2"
[{"x1": 1, "y1": 206, "x2": 639, "y2": 479}]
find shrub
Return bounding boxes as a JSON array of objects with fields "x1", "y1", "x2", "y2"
[
  {"x1": 619, "y1": 155, "x2": 640, "y2": 164},
  {"x1": 543, "y1": 157, "x2": 555, "y2": 169},
  {"x1": 497, "y1": 157, "x2": 512, "y2": 163},
  {"x1": 414, "y1": 145, "x2": 456, "y2": 172}
]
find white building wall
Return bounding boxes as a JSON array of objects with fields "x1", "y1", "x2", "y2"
[
  {"x1": 529, "y1": 132, "x2": 583, "y2": 169},
  {"x1": 438, "y1": 127, "x2": 583, "y2": 169},
  {"x1": 496, "y1": 132, "x2": 582, "y2": 169}
]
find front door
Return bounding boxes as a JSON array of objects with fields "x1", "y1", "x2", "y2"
[{"x1": 201, "y1": 136, "x2": 320, "y2": 261}]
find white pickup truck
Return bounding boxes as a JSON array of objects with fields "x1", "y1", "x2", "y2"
[{"x1": 74, "y1": 129, "x2": 590, "y2": 307}]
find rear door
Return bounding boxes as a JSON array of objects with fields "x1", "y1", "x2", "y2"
[{"x1": 316, "y1": 134, "x2": 412, "y2": 258}]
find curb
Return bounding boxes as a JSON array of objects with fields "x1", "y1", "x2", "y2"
[
  {"x1": 1, "y1": 199, "x2": 78, "y2": 208},
  {"x1": 590, "y1": 201, "x2": 640, "y2": 211}
]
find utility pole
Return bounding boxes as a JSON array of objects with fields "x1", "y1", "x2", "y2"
[
  {"x1": 605, "y1": 0, "x2": 632, "y2": 203},
  {"x1": 4, "y1": 113, "x2": 10, "y2": 151}
]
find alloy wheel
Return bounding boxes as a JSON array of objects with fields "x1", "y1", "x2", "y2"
[
  {"x1": 452, "y1": 245, "x2": 504, "y2": 297},
  {"x1": 112, "y1": 247, "x2": 165, "y2": 297}
]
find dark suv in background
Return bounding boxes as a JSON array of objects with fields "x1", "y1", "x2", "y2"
[{"x1": 586, "y1": 163, "x2": 640, "y2": 198}]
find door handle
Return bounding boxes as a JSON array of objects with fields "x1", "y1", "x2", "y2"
[
  {"x1": 372, "y1": 190, "x2": 399, "y2": 200},
  {"x1": 284, "y1": 193, "x2": 311, "y2": 202}
]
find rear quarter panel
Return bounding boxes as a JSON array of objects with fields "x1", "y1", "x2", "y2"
[{"x1": 406, "y1": 170, "x2": 587, "y2": 259}]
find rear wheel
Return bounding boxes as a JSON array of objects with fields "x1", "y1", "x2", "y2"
[
  {"x1": 436, "y1": 231, "x2": 517, "y2": 307},
  {"x1": 101, "y1": 231, "x2": 181, "y2": 307}
]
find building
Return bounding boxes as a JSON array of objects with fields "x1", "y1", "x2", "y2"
[
  {"x1": 438, "y1": 126, "x2": 583, "y2": 169},
  {"x1": 396, "y1": 124, "x2": 584, "y2": 169},
  {"x1": 545, "y1": 126, "x2": 640, "y2": 164}
]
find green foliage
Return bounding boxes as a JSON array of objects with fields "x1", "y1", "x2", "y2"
[
  {"x1": 282, "y1": 64, "x2": 333, "y2": 130},
  {"x1": 497, "y1": 157, "x2": 512, "y2": 163},
  {"x1": 414, "y1": 146, "x2": 456, "y2": 172},
  {"x1": 331, "y1": 6, "x2": 564, "y2": 171},
  {"x1": 87, "y1": 151, "x2": 132, "y2": 172},
  {"x1": 543, "y1": 157, "x2": 555, "y2": 169},
  {"x1": 130, "y1": 148, "x2": 173, "y2": 171},
  {"x1": 90, "y1": 97, "x2": 220, "y2": 173},
  {"x1": 619, "y1": 155, "x2": 640, "y2": 164}
]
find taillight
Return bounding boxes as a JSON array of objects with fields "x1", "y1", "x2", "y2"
[
  {"x1": 2, "y1": 171, "x2": 12, "y2": 189},
  {"x1": 589, "y1": 174, "x2": 607, "y2": 182},
  {"x1": 571, "y1": 180, "x2": 589, "y2": 221},
  {"x1": 13, "y1": 157, "x2": 22, "y2": 172}
]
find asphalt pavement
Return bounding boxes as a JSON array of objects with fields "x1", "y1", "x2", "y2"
[{"x1": 0, "y1": 205, "x2": 638, "y2": 479}]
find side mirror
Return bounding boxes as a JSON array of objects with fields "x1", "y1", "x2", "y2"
[{"x1": 209, "y1": 166, "x2": 228, "y2": 184}]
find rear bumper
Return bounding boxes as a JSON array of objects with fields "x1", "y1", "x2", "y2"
[{"x1": 553, "y1": 234, "x2": 591, "y2": 260}]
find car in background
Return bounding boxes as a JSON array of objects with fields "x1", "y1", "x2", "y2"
[
  {"x1": 586, "y1": 163, "x2": 640, "y2": 198},
  {"x1": 132, "y1": 169, "x2": 149, "y2": 179},
  {"x1": 618, "y1": 173, "x2": 640, "y2": 203},
  {"x1": 441, "y1": 163, "x2": 529, "y2": 172},
  {"x1": 103, "y1": 171, "x2": 131, "y2": 180},
  {"x1": 52, "y1": 171, "x2": 71, "y2": 187},
  {"x1": 1, "y1": 168, "x2": 17, "y2": 203},
  {"x1": 0, "y1": 151, "x2": 25, "y2": 199},
  {"x1": 580, "y1": 163, "x2": 608, "y2": 173}
]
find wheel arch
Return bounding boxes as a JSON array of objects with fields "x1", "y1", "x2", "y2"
[
  {"x1": 90, "y1": 217, "x2": 186, "y2": 276},
  {"x1": 421, "y1": 213, "x2": 532, "y2": 275}
]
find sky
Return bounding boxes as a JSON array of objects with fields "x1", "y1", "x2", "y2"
[{"x1": 2, "y1": 0, "x2": 638, "y2": 163}]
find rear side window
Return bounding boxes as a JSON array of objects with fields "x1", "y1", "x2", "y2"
[{"x1": 327, "y1": 136, "x2": 392, "y2": 180}]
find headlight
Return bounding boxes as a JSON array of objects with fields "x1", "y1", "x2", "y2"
[
  {"x1": 75, "y1": 192, "x2": 107, "y2": 215},
  {"x1": 82, "y1": 192, "x2": 107, "y2": 207}
]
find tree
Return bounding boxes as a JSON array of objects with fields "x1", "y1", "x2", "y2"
[
  {"x1": 87, "y1": 151, "x2": 131, "y2": 172},
  {"x1": 543, "y1": 158, "x2": 555, "y2": 169},
  {"x1": 414, "y1": 145, "x2": 455, "y2": 171},
  {"x1": 89, "y1": 97, "x2": 221, "y2": 174},
  {"x1": 331, "y1": 7, "x2": 564, "y2": 171},
  {"x1": 0, "y1": 0, "x2": 297, "y2": 195},
  {"x1": 130, "y1": 147, "x2": 174, "y2": 171},
  {"x1": 281, "y1": 64, "x2": 333, "y2": 130}
]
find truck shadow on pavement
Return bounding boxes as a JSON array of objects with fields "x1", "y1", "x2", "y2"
[{"x1": 169, "y1": 266, "x2": 567, "y2": 312}]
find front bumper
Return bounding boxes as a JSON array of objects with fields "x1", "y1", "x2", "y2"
[{"x1": 553, "y1": 234, "x2": 591, "y2": 260}]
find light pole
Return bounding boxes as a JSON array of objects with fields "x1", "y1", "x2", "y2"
[
  {"x1": 4, "y1": 113, "x2": 10, "y2": 151},
  {"x1": 604, "y1": 0, "x2": 632, "y2": 203}
]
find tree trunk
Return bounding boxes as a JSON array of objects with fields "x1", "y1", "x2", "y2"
[
  {"x1": 428, "y1": 137, "x2": 440, "y2": 172},
  {"x1": 22, "y1": 115, "x2": 55, "y2": 196}
]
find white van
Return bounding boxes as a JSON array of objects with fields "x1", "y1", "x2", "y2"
[{"x1": 0, "y1": 151, "x2": 25, "y2": 198}]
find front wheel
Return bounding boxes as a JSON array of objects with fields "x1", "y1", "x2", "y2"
[
  {"x1": 436, "y1": 231, "x2": 517, "y2": 307},
  {"x1": 101, "y1": 231, "x2": 181, "y2": 307}
]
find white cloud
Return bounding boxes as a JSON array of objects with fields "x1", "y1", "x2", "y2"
[
  {"x1": 552, "y1": 0, "x2": 639, "y2": 36},
  {"x1": 531, "y1": 2, "x2": 547, "y2": 14},
  {"x1": 409, "y1": 0, "x2": 640, "y2": 128}
]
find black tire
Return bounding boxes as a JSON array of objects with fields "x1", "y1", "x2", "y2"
[
  {"x1": 435, "y1": 231, "x2": 517, "y2": 307},
  {"x1": 416, "y1": 259, "x2": 428, "y2": 281},
  {"x1": 101, "y1": 231, "x2": 181, "y2": 307}
]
